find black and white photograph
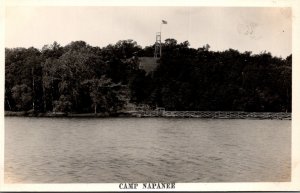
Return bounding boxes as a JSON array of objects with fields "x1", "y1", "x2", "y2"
[{"x1": 1, "y1": 0, "x2": 300, "y2": 191}]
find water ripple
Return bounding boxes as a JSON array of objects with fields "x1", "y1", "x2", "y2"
[{"x1": 5, "y1": 117, "x2": 291, "y2": 183}]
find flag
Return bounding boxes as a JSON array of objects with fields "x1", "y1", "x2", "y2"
[{"x1": 162, "y1": 20, "x2": 167, "y2": 24}]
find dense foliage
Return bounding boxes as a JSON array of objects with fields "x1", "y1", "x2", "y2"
[{"x1": 5, "y1": 39, "x2": 291, "y2": 114}]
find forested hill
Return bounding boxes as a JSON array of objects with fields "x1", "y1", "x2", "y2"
[{"x1": 5, "y1": 39, "x2": 291, "y2": 114}]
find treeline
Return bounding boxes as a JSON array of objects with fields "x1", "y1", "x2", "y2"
[{"x1": 5, "y1": 39, "x2": 291, "y2": 114}]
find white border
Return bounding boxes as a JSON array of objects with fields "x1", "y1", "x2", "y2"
[
  {"x1": 1, "y1": 0, "x2": 300, "y2": 191},
  {"x1": 0, "y1": 0, "x2": 5, "y2": 189}
]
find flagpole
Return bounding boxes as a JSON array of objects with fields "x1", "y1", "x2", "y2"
[
  {"x1": 157, "y1": 20, "x2": 166, "y2": 58},
  {"x1": 160, "y1": 22, "x2": 162, "y2": 57},
  {"x1": 160, "y1": 23, "x2": 162, "y2": 35}
]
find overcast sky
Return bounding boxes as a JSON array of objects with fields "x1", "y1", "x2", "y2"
[{"x1": 5, "y1": 6, "x2": 292, "y2": 57}]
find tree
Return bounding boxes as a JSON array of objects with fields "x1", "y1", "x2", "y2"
[
  {"x1": 82, "y1": 76, "x2": 128, "y2": 114},
  {"x1": 53, "y1": 95, "x2": 72, "y2": 113},
  {"x1": 5, "y1": 39, "x2": 292, "y2": 113},
  {"x1": 11, "y1": 84, "x2": 32, "y2": 111}
]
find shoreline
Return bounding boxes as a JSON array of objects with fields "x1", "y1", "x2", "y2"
[{"x1": 4, "y1": 111, "x2": 291, "y2": 120}]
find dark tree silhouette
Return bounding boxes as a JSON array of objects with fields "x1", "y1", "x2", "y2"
[{"x1": 5, "y1": 39, "x2": 292, "y2": 114}]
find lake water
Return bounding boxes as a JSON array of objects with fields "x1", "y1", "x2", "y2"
[{"x1": 5, "y1": 117, "x2": 291, "y2": 183}]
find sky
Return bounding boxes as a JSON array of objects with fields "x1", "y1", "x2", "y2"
[{"x1": 5, "y1": 6, "x2": 292, "y2": 57}]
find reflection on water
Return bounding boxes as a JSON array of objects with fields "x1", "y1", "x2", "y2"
[{"x1": 5, "y1": 117, "x2": 291, "y2": 183}]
